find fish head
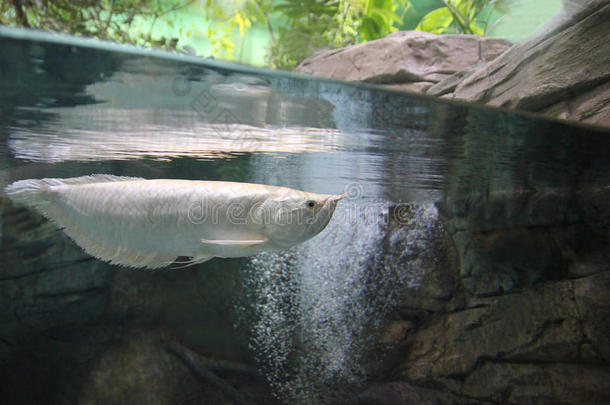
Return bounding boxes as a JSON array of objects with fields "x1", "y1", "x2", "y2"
[{"x1": 263, "y1": 190, "x2": 344, "y2": 248}]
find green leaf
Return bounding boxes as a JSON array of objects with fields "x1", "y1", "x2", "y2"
[
  {"x1": 469, "y1": 23, "x2": 484, "y2": 35},
  {"x1": 415, "y1": 7, "x2": 454, "y2": 34},
  {"x1": 369, "y1": 7, "x2": 402, "y2": 27},
  {"x1": 244, "y1": 0, "x2": 266, "y2": 22},
  {"x1": 360, "y1": 16, "x2": 380, "y2": 41},
  {"x1": 275, "y1": 0, "x2": 338, "y2": 18}
]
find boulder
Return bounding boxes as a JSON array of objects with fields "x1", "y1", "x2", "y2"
[
  {"x1": 461, "y1": 362, "x2": 610, "y2": 404},
  {"x1": 379, "y1": 203, "x2": 459, "y2": 315},
  {"x1": 296, "y1": 1, "x2": 610, "y2": 127},
  {"x1": 78, "y1": 333, "x2": 268, "y2": 405},
  {"x1": 295, "y1": 31, "x2": 512, "y2": 93},
  {"x1": 349, "y1": 382, "x2": 433, "y2": 405},
  {"x1": 392, "y1": 272, "x2": 610, "y2": 403},
  {"x1": 400, "y1": 279, "x2": 582, "y2": 382},
  {"x1": 574, "y1": 272, "x2": 610, "y2": 361},
  {"x1": 78, "y1": 333, "x2": 210, "y2": 405},
  {"x1": 430, "y1": 0, "x2": 610, "y2": 126}
]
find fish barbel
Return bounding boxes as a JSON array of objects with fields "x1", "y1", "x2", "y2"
[{"x1": 4, "y1": 175, "x2": 344, "y2": 269}]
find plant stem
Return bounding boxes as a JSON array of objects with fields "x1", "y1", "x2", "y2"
[{"x1": 11, "y1": 0, "x2": 30, "y2": 27}]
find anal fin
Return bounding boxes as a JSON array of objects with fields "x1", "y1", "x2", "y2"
[{"x1": 170, "y1": 254, "x2": 214, "y2": 269}]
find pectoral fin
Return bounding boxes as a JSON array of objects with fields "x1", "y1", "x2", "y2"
[
  {"x1": 171, "y1": 254, "x2": 214, "y2": 269},
  {"x1": 201, "y1": 238, "x2": 268, "y2": 248}
]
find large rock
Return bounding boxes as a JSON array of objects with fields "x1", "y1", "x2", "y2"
[
  {"x1": 296, "y1": 1, "x2": 610, "y2": 127},
  {"x1": 401, "y1": 279, "x2": 582, "y2": 382},
  {"x1": 350, "y1": 382, "x2": 439, "y2": 405},
  {"x1": 78, "y1": 333, "x2": 269, "y2": 405},
  {"x1": 428, "y1": 0, "x2": 610, "y2": 126},
  {"x1": 295, "y1": 31, "x2": 512, "y2": 93},
  {"x1": 574, "y1": 272, "x2": 610, "y2": 361},
  {"x1": 379, "y1": 204, "x2": 458, "y2": 314},
  {"x1": 461, "y1": 362, "x2": 610, "y2": 404},
  {"x1": 78, "y1": 333, "x2": 210, "y2": 405},
  {"x1": 392, "y1": 272, "x2": 610, "y2": 404}
]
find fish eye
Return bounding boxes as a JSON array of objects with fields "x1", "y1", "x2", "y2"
[{"x1": 306, "y1": 200, "x2": 316, "y2": 209}]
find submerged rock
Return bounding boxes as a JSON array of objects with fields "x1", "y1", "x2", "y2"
[
  {"x1": 355, "y1": 241, "x2": 609, "y2": 404},
  {"x1": 78, "y1": 333, "x2": 209, "y2": 405},
  {"x1": 380, "y1": 203, "x2": 458, "y2": 315},
  {"x1": 79, "y1": 333, "x2": 269, "y2": 405},
  {"x1": 350, "y1": 382, "x2": 431, "y2": 405}
]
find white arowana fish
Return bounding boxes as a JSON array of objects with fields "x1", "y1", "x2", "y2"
[{"x1": 4, "y1": 175, "x2": 344, "y2": 269}]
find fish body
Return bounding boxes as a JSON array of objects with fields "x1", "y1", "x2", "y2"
[{"x1": 4, "y1": 175, "x2": 343, "y2": 269}]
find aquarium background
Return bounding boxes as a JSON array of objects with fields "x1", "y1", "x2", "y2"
[{"x1": 1, "y1": 26, "x2": 609, "y2": 404}]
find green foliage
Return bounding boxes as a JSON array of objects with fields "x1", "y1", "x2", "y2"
[
  {"x1": 0, "y1": 0, "x2": 195, "y2": 51},
  {"x1": 275, "y1": 0, "x2": 339, "y2": 18},
  {"x1": 204, "y1": 0, "x2": 510, "y2": 68},
  {"x1": 204, "y1": 0, "x2": 411, "y2": 69},
  {"x1": 270, "y1": 0, "x2": 356, "y2": 68},
  {"x1": 359, "y1": 0, "x2": 405, "y2": 41},
  {"x1": 2, "y1": 0, "x2": 513, "y2": 69},
  {"x1": 416, "y1": 0, "x2": 512, "y2": 35},
  {"x1": 203, "y1": 0, "x2": 348, "y2": 68}
]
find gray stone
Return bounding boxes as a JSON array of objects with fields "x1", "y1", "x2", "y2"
[
  {"x1": 378, "y1": 320, "x2": 415, "y2": 345},
  {"x1": 426, "y1": 66, "x2": 478, "y2": 97},
  {"x1": 435, "y1": 1, "x2": 610, "y2": 126},
  {"x1": 400, "y1": 279, "x2": 583, "y2": 381},
  {"x1": 350, "y1": 382, "x2": 431, "y2": 405},
  {"x1": 456, "y1": 228, "x2": 570, "y2": 296},
  {"x1": 574, "y1": 271, "x2": 610, "y2": 361},
  {"x1": 295, "y1": 31, "x2": 512, "y2": 92},
  {"x1": 78, "y1": 333, "x2": 213, "y2": 405},
  {"x1": 461, "y1": 362, "x2": 610, "y2": 404},
  {"x1": 390, "y1": 271, "x2": 610, "y2": 403},
  {"x1": 379, "y1": 203, "x2": 459, "y2": 315}
]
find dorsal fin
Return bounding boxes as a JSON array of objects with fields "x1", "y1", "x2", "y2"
[
  {"x1": 47, "y1": 174, "x2": 144, "y2": 186},
  {"x1": 5, "y1": 175, "x2": 144, "y2": 207}
]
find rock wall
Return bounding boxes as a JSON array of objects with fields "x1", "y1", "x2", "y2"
[
  {"x1": 351, "y1": 198, "x2": 609, "y2": 403},
  {"x1": 349, "y1": 110, "x2": 610, "y2": 404},
  {"x1": 295, "y1": 1, "x2": 610, "y2": 127}
]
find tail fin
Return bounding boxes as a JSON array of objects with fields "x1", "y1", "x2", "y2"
[{"x1": 4, "y1": 179, "x2": 58, "y2": 207}]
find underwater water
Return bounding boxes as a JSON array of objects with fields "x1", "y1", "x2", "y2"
[{"x1": 1, "y1": 27, "x2": 609, "y2": 404}]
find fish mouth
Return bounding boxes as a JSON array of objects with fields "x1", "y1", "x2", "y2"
[{"x1": 322, "y1": 194, "x2": 345, "y2": 208}]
